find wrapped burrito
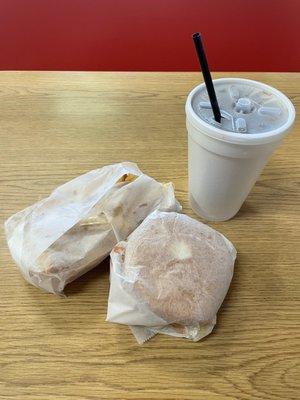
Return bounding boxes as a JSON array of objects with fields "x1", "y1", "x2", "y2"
[
  {"x1": 107, "y1": 210, "x2": 236, "y2": 343},
  {"x1": 5, "y1": 162, "x2": 181, "y2": 295}
]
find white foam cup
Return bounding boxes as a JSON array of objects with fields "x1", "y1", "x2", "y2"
[{"x1": 186, "y1": 78, "x2": 295, "y2": 221}]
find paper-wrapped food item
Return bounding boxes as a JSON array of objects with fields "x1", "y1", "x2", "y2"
[
  {"x1": 5, "y1": 162, "x2": 181, "y2": 295},
  {"x1": 107, "y1": 210, "x2": 236, "y2": 343}
]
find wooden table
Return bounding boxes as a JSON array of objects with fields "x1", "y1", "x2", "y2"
[{"x1": 0, "y1": 72, "x2": 299, "y2": 400}]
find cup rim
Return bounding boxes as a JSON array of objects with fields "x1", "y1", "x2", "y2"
[{"x1": 185, "y1": 78, "x2": 296, "y2": 145}]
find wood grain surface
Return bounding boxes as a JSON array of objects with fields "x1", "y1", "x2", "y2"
[{"x1": 0, "y1": 72, "x2": 299, "y2": 400}]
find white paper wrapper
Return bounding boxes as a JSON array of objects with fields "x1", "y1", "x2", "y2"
[
  {"x1": 5, "y1": 162, "x2": 181, "y2": 295},
  {"x1": 107, "y1": 210, "x2": 236, "y2": 344}
]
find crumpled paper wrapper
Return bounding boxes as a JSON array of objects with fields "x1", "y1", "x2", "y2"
[
  {"x1": 106, "y1": 210, "x2": 236, "y2": 344},
  {"x1": 5, "y1": 162, "x2": 181, "y2": 295}
]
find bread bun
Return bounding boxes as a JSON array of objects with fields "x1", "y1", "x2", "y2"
[{"x1": 120, "y1": 211, "x2": 236, "y2": 327}]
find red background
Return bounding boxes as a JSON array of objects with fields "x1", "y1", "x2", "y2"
[{"x1": 0, "y1": 0, "x2": 299, "y2": 71}]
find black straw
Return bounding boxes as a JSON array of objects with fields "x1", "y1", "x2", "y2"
[{"x1": 192, "y1": 32, "x2": 221, "y2": 123}]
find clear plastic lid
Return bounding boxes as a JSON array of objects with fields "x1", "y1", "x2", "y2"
[{"x1": 192, "y1": 80, "x2": 290, "y2": 134}]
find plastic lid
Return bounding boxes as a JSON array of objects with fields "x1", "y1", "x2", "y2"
[{"x1": 192, "y1": 79, "x2": 292, "y2": 134}]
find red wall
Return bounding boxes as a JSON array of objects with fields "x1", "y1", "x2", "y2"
[{"x1": 0, "y1": 0, "x2": 299, "y2": 71}]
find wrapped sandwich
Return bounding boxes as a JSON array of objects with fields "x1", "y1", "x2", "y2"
[
  {"x1": 5, "y1": 162, "x2": 181, "y2": 295},
  {"x1": 107, "y1": 210, "x2": 236, "y2": 343}
]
